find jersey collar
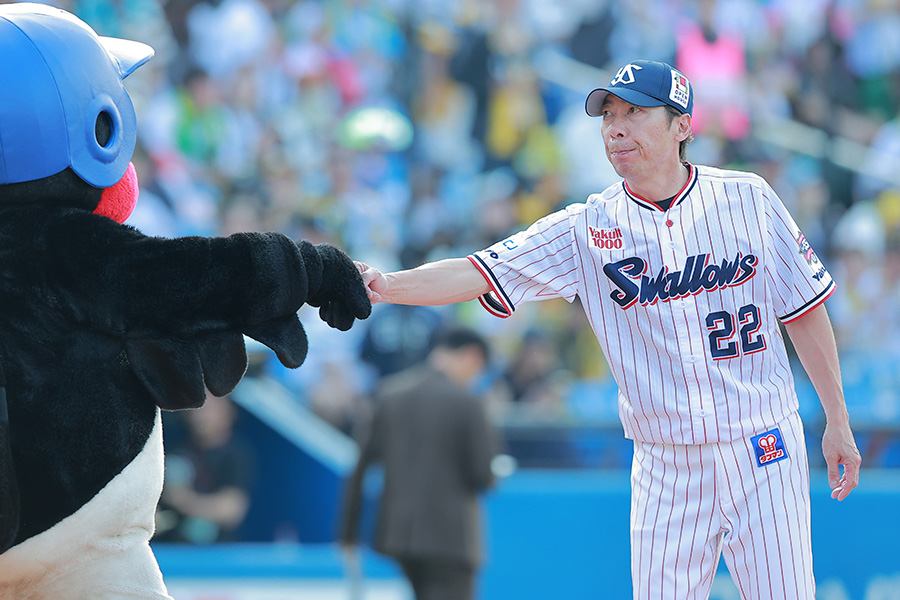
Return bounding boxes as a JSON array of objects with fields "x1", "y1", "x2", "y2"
[{"x1": 623, "y1": 163, "x2": 697, "y2": 212}]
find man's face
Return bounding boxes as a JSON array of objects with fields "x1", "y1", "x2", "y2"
[{"x1": 599, "y1": 94, "x2": 687, "y2": 182}]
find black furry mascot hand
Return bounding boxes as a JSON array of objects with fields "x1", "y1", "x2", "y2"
[
  {"x1": 298, "y1": 241, "x2": 374, "y2": 331},
  {"x1": 0, "y1": 4, "x2": 370, "y2": 598}
]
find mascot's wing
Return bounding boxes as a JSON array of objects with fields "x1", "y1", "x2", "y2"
[
  {"x1": 0, "y1": 368, "x2": 20, "y2": 553},
  {"x1": 125, "y1": 314, "x2": 309, "y2": 411},
  {"x1": 126, "y1": 318, "x2": 305, "y2": 410},
  {"x1": 126, "y1": 338, "x2": 207, "y2": 410},
  {"x1": 197, "y1": 330, "x2": 249, "y2": 397},
  {"x1": 243, "y1": 313, "x2": 309, "y2": 369},
  {"x1": 126, "y1": 331, "x2": 249, "y2": 410}
]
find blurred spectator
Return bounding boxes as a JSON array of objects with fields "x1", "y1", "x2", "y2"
[
  {"x1": 339, "y1": 327, "x2": 500, "y2": 600},
  {"x1": 156, "y1": 393, "x2": 255, "y2": 544},
  {"x1": 676, "y1": 0, "x2": 750, "y2": 146},
  {"x1": 568, "y1": 2, "x2": 616, "y2": 70},
  {"x1": 856, "y1": 113, "x2": 900, "y2": 202},
  {"x1": 308, "y1": 359, "x2": 369, "y2": 437},
  {"x1": 359, "y1": 304, "x2": 445, "y2": 378},
  {"x1": 185, "y1": 0, "x2": 275, "y2": 81},
  {"x1": 827, "y1": 199, "x2": 887, "y2": 352},
  {"x1": 494, "y1": 329, "x2": 570, "y2": 419},
  {"x1": 414, "y1": 32, "x2": 481, "y2": 169},
  {"x1": 791, "y1": 12, "x2": 858, "y2": 135},
  {"x1": 448, "y1": 16, "x2": 492, "y2": 150}
]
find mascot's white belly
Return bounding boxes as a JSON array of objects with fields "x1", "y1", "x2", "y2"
[{"x1": 0, "y1": 410, "x2": 172, "y2": 600}]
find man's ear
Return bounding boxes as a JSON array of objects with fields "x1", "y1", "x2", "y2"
[{"x1": 675, "y1": 114, "x2": 693, "y2": 143}]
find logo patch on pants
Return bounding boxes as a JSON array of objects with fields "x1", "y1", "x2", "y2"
[{"x1": 751, "y1": 427, "x2": 789, "y2": 467}]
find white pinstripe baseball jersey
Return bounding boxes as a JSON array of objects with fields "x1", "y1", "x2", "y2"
[{"x1": 468, "y1": 163, "x2": 834, "y2": 446}]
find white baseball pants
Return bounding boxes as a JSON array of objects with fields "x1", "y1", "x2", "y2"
[{"x1": 630, "y1": 411, "x2": 814, "y2": 600}]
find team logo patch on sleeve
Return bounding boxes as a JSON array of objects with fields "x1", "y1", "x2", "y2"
[
  {"x1": 751, "y1": 428, "x2": 789, "y2": 467},
  {"x1": 796, "y1": 232, "x2": 821, "y2": 266}
]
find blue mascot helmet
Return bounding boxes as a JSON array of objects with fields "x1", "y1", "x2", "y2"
[{"x1": 0, "y1": 3, "x2": 154, "y2": 188}]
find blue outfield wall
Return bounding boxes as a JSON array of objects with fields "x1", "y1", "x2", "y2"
[
  {"x1": 158, "y1": 377, "x2": 899, "y2": 598},
  {"x1": 478, "y1": 469, "x2": 900, "y2": 599},
  {"x1": 157, "y1": 468, "x2": 900, "y2": 599}
]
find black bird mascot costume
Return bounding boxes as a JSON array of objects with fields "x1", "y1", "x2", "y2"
[{"x1": 0, "y1": 4, "x2": 371, "y2": 598}]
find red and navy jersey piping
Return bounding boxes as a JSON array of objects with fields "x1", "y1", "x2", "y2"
[
  {"x1": 623, "y1": 163, "x2": 698, "y2": 212},
  {"x1": 778, "y1": 279, "x2": 835, "y2": 323},
  {"x1": 468, "y1": 255, "x2": 514, "y2": 318}
]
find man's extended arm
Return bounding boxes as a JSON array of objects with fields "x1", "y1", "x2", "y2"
[
  {"x1": 783, "y1": 303, "x2": 861, "y2": 501},
  {"x1": 356, "y1": 258, "x2": 490, "y2": 305}
]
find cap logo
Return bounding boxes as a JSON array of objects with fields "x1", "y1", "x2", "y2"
[
  {"x1": 669, "y1": 70, "x2": 690, "y2": 110},
  {"x1": 610, "y1": 63, "x2": 643, "y2": 86}
]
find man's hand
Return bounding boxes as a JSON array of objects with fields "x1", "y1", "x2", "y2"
[
  {"x1": 355, "y1": 261, "x2": 385, "y2": 304},
  {"x1": 822, "y1": 420, "x2": 861, "y2": 501}
]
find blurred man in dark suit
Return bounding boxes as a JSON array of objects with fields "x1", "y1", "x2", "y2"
[{"x1": 340, "y1": 327, "x2": 500, "y2": 600}]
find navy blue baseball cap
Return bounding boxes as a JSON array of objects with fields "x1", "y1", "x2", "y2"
[{"x1": 586, "y1": 60, "x2": 693, "y2": 117}]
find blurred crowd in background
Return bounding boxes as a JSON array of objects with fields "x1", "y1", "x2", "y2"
[{"x1": 40, "y1": 0, "x2": 900, "y2": 475}]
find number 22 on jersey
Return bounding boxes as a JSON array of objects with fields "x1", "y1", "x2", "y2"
[{"x1": 705, "y1": 303, "x2": 766, "y2": 360}]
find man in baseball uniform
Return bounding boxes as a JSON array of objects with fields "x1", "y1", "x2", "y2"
[{"x1": 356, "y1": 59, "x2": 861, "y2": 599}]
